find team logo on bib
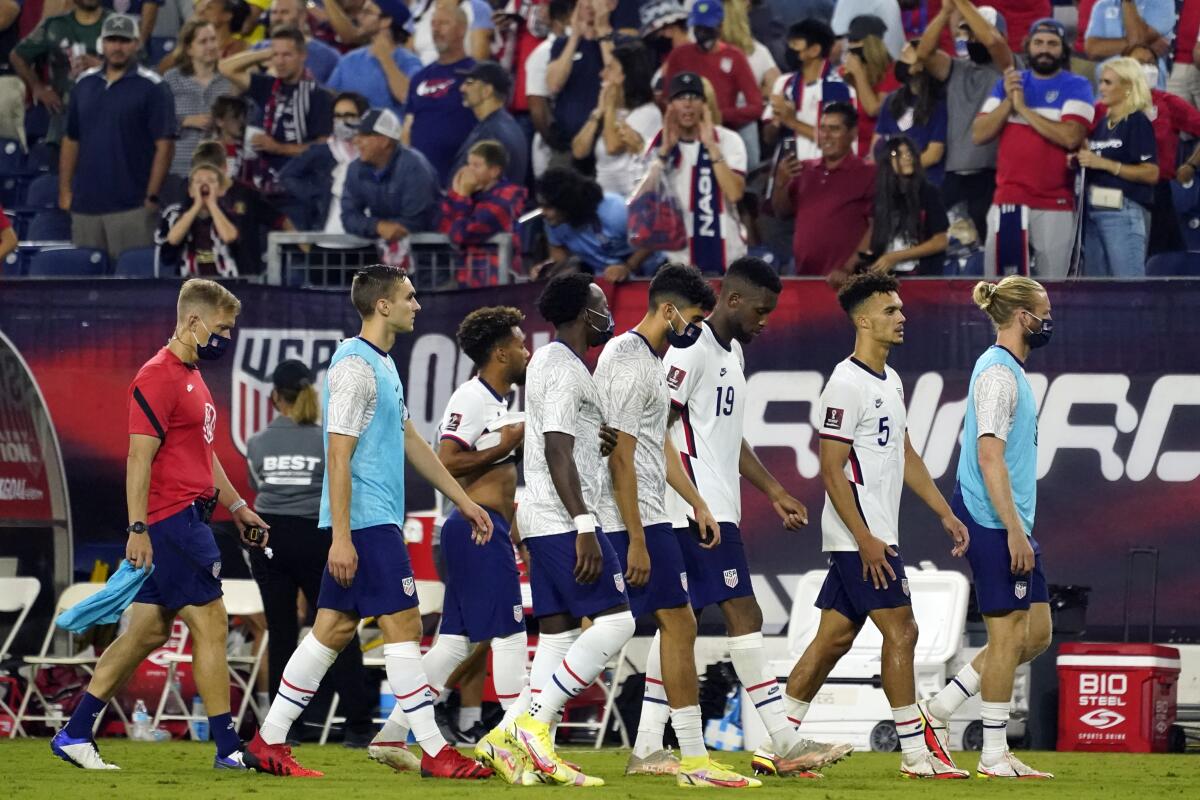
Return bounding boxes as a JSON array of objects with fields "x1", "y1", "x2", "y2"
[
  {"x1": 681, "y1": 572, "x2": 688, "y2": 591},
  {"x1": 403, "y1": 576, "x2": 416, "y2": 596},
  {"x1": 667, "y1": 366, "x2": 687, "y2": 390},
  {"x1": 824, "y1": 407, "x2": 844, "y2": 430},
  {"x1": 1014, "y1": 580, "x2": 1028, "y2": 600},
  {"x1": 513, "y1": 604, "x2": 523, "y2": 623},
  {"x1": 212, "y1": 561, "x2": 221, "y2": 578},
  {"x1": 901, "y1": 578, "x2": 910, "y2": 596},
  {"x1": 614, "y1": 573, "x2": 625, "y2": 593},
  {"x1": 723, "y1": 568, "x2": 738, "y2": 588}
]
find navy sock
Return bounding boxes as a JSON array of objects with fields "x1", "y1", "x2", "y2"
[
  {"x1": 210, "y1": 712, "x2": 240, "y2": 758},
  {"x1": 64, "y1": 692, "x2": 107, "y2": 739}
]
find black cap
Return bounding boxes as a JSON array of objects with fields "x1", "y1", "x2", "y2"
[
  {"x1": 272, "y1": 359, "x2": 314, "y2": 393},
  {"x1": 847, "y1": 14, "x2": 887, "y2": 42},
  {"x1": 667, "y1": 71, "x2": 704, "y2": 101},
  {"x1": 459, "y1": 60, "x2": 512, "y2": 99}
]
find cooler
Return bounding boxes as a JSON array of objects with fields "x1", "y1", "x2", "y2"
[{"x1": 1057, "y1": 642, "x2": 1180, "y2": 752}]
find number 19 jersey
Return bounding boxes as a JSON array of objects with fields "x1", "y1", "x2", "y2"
[{"x1": 817, "y1": 357, "x2": 907, "y2": 552}]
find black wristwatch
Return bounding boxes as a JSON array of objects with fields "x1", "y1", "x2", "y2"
[{"x1": 126, "y1": 521, "x2": 148, "y2": 534}]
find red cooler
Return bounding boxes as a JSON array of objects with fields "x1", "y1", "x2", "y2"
[{"x1": 1057, "y1": 642, "x2": 1180, "y2": 752}]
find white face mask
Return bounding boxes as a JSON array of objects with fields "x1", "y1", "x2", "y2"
[{"x1": 1142, "y1": 64, "x2": 1159, "y2": 88}]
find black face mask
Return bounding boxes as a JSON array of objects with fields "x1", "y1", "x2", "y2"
[
  {"x1": 894, "y1": 60, "x2": 912, "y2": 84},
  {"x1": 694, "y1": 26, "x2": 718, "y2": 51},
  {"x1": 848, "y1": 46, "x2": 865, "y2": 61},
  {"x1": 784, "y1": 48, "x2": 802, "y2": 71},
  {"x1": 966, "y1": 41, "x2": 991, "y2": 64},
  {"x1": 586, "y1": 307, "x2": 615, "y2": 344},
  {"x1": 1022, "y1": 311, "x2": 1054, "y2": 349},
  {"x1": 648, "y1": 34, "x2": 673, "y2": 60},
  {"x1": 666, "y1": 307, "x2": 703, "y2": 349}
]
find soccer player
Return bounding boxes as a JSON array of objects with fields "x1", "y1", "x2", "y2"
[
  {"x1": 920, "y1": 277, "x2": 1055, "y2": 779},
  {"x1": 51, "y1": 279, "x2": 271, "y2": 771},
  {"x1": 639, "y1": 256, "x2": 850, "y2": 778},
  {"x1": 245, "y1": 266, "x2": 495, "y2": 780},
  {"x1": 597, "y1": 263, "x2": 759, "y2": 788},
  {"x1": 510, "y1": 273, "x2": 636, "y2": 787},
  {"x1": 367, "y1": 306, "x2": 532, "y2": 775},
  {"x1": 783, "y1": 273, "x2": 970, "y2": 779}
]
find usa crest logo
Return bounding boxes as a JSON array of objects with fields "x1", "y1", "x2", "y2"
[
  {"x1": 403, "y1": 576, "x2": 416, "y2": 596},
  {"x1": 513, "y1": 604, "x2": 523, "y2": 623},
  {"x1": 681, "y1": 572, "x2": 688, "y2": 592},
  {"x1": 901, "y1": 578, "x2": 910, "y2": 596},
  {"x1": 667, "y1": 366, "x2": 687, "y2": 390},
  {"x1": 203, "y1": 402, "x2": 217, "y2": 444},
  {"x1": 614, "y1": 573, "x2": 625, "y2": 593},
  {"x1": 723, "y1": 568, "x2": 738, "y2": 588},
  {"x1": 1015, "y1": 580, "x2": 1028, "y2": 600},
  {"x1": 212, "y1": 561, "x2": 221, "y2": 578},
  {"x1": 231, "y1": 328, "x2": 344, "y2": 456},
  {"x1": 824, "y1": 407, "x2": 844, "y2": 430}
]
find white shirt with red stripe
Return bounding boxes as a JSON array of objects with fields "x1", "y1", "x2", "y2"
[{"x1": 817, "y1": 357, "x2": 907, "y2": 552}]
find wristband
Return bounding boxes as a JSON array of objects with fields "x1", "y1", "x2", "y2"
[
  {"x1": 573, "y1": 513, "x2": 597, "y2": 535},
  {"x1": 229, "y1": 499, "x2": 247, "y2": 515}
]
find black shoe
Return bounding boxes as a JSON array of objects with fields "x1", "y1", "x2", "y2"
[
  {"x1": 453, "y1": 721, "x2": 489, "y2": 746},
  {"x1": 343, "y1": 723, "x2": 376, "y2": 749}
]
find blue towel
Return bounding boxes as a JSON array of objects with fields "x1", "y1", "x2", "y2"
[{"x1": 56, "y1": 562, "x2": 154, "y2": 634}]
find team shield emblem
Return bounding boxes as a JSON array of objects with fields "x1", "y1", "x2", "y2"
[
  {"x1": 723, "y1": 568, "x2": 738, "y2": 588},
  {"x1": 212, "y1": 561, "x2": 221, "y2": 578},
  {"x1": 403, "y1": 576, "x2": 416, "y2": 596},
  {"x1": 1014, "y1": 580, "x2": 1028, "y2": 600},
  {"x1": 901, "y1": 578, "x2": 910, "y2": 596},
  {"x1": 513, "y1": 604, "x2": 523, "y2": 623},
  {"x1": 614, "y1": 573, "x2": 625, "y2": 593},
  {"x1": 681, "y1": 572, "x2": 688, "y2": 592}
]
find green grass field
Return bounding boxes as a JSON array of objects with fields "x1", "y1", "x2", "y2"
[{"x1": 2, "y1": 740, "x2": 1197, "y2": 799}]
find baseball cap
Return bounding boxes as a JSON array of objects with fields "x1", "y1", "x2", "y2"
[
  {"x1": 459, "y1": 60, "x2": 513, "y2": 99},
  {"x1": 272, "y1": 359, "x2": 314, "y2": 393},
  {"x1": 101, "y1": 14, "x2": 139, "y2": 41},
  {"x1": 668, "y1": 71, "x2": 704, "y2": 100},
  {"x1": 374, "y1": 0, "x2": 412, "y2": 28},
  {"x1": 958, "y1": 6, "x2": 1008, "y2": 37},
  {"x1": 358, "y1": 108, "x2": 403, "y2": 140},
  {"x1": 640, "y1": 0, "x2": 687, "y2": 37},
  {"x1": 1027, "y1": 17, "x2": 1067, "y2": 42},
  {"x1": 688, "y1": 0, "x2": 723, "y2": 29},
  {"x1": 846, "y1": 14, "x2": 887, "y2": 42}
]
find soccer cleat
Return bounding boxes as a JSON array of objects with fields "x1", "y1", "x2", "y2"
[
  {"x1": 749, "y1": 748, "x2": 777, "y2": 776},
  {"x1": 976, "y1": 751, "x2": 1054, "y2": 779},
  {"x1": 625, "y1": 748, "x2": 681, "y2": 775},
  {"x1": 214, "y1": 750, "x2": 251, "y2": 770},
  {"x1": 50, "y1": 729, "x2": 120, "y2": 770},
  {"x1": 900, "y1": 749, "x2": 969, "y2": 779},
  {"x1": 917, "y1": 701, "x2": 956, "y2": 768},
  {"x1": 245, "y1": 730, "x2": 324, "y2": 777},
  {"x1": 420, "y1": 744, "x2": 494, "y2": 779},
  {"x1": 776, "y1": 737, "x2": 854, "y2": 774},
  {"x1": 475, "y1": 726, "x2": 528, "y2": 784},
  {"x1": 677, "y1": 756, "x2": 763, "y2": 788},
  {"x1": 368, "y1": 741, "x2": 422, "y2": 772},
  {"x1": 513, "y1": 713, "x2": 605, "y2": 786}
]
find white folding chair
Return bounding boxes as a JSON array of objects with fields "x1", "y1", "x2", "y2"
[
  {"x1": 13, "y1": 582, "x2": 130, "y2": 737},
  {"x1": 0, "y1": 577, "x2": 41, "y2": 734},
  {"x1": 557, "y1": 641, "x2": 634, "y2": 749}
]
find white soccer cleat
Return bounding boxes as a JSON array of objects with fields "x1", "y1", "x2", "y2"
[
  {"x1": 900, "y1": 749, "x2": 969, "y2": 779},
  {"x1": 50, "y1": 730, "x2": 120, "y2": 770},
  {"x1": 776, "y1": 737, "x2": 853, "y2": 774},
  {"x1": 368, "y1": 741, "x2": 422, "y2": 772},
  {"x1": 976, "y1": 750, "x2": 1054, "y2": 779},
  {"x1": 916, "y1": 701, "x2": 957, "y2": 768}
]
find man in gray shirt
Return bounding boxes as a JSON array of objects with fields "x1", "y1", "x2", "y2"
[{"x1": 915, "y1": 0, "x2": 1013, "y2": 242}]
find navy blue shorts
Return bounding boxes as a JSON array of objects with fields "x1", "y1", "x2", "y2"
[
  {"x1": 609, "y1": 523, "x2": 690, "y2": 619},
  {"x1": 814, "y1": 550, "x2": 911, "y2": 626},
  {"x1": 133, "y1": 504, "x2": 223, "y2": 610},
  {"x1": 439, "y1": 507, "x2": 525, "y2": 641},
  {"x1": 676, "y1": 521, "x2": 754, "y2": 611},
  {"x1": 525, "y1": 530, "x2": 628, "y2": 620},
  {"x1": 317, "y1": 524, "x2": 419, "y2": 618},
  {"x1": 953, "y1": 491, "x2": 1048, "y2": 614}
]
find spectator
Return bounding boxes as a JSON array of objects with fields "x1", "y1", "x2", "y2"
[
  {"x1": 526, "y1": 0, "x2": 573, "y2": 175},
  {"x1": 767, "y1": 0, "x2": 835, "y2": 28},
  {"x1": 157, "y1": 161, "x2": 241, "y2": 275},
  {"x1": 210, "y1": 94, "x2": 249, "y2": 181},
  {"x1": 309, "y1": 0, "x2": 373, "y2": 53},
  {"x1": 220, "y1": 25, "x2": 333, "y2": 194},
  {"x1": 662, "y1": 1, "x2": 763, "y2": 133},
  {"x1": 864, "y1": 134, "x2": 949, "y2": 273},
  {"x1": 0, "y1": 0, "x2": 18, "y2": 79},
  {"x1": 763, "y1": 20, "x2": 852, "y2": 166},
  {"x1": 412, "y1": 0, "x2": 493, "y2": 64},
  {"x1": 1167, "y1": 0, "x2": 1200, "y2": 105},
  {"x1": 841, "y1": 15, "x2": 900, "y2": 157},
  {"x1": 719, "y1": 0, "x2": 780, "y2": 164},
  {"x1": 248, "y1": 0, "x2": 342, "y2": 84},
  {"x1": 988, "y1": 0, "x2": 1051, "y2": 52},
  {"x1": 278, "y1": 91, "x2": 368, "y2": 231},
  {"x1": 454, "y1": 60, "x2": 529, "y2": 185},
  {"x1": 102, "y1": 0, "x2": 158, "y2": 52},
  {"x1": 571, "y1": 41, "x2": 661, "y2": 197},
  {"x1": 0, "y1": 203, "x2": 16, "y2": 266},
  {"x1": 242, "y1": 0, "x2": 271, "y2": 44},
  {"x1": 341, "y1": 107, "x2": 439, "y2": 263},
  {"x1": 326, "y1": 0, "x2": 422, "y2": 116},
  {"x1": 973, "y1": 17, "x2": 1093, "y2": 277},
  {"x1": 10, "y1": 0, "x2": 111, "y2": 143},
  {"x1": 60, "y1": 14, "x2": 174, "y2": 260},
  {"x1": 771, "y1": 101, "x2": 875, "y2": 282},
  {"x1": 546, "y1": 0, "x2": 623, "y2": 170},
  {"x1": 535, "y1": 166, "x2": 654, "y2": 281},
  {"x1": 159, "y1": 0, "x2": 249, "y2": 69},
  {"x1": 1083, "y1": 0, "x2": 1175, "y2": 82},
  {"x1": 898, "y1": 0, "x2": 939, "y2": 40},
  {"x1": 165, "y1": 18, "x2": 235, "y2": 178},
  {"x1": 915, "y1": 0, "x2": 1013, "y2": 242},
  {"x1": 190, "y1": 138, "x2": 286, "y2": 273},
  {"x1": 872, "y1": 41, "x2": 948, "y2": 185},
  {"x1": 831, "y1": 0, "x2": 906, "y2": 57},
  {"x1": 150, "y1": 0, "x2": 195, "y2": 43},
  {"x1": 1076, "y1": 57, "x2": 1157, "y2": 276},
  {"x1": 651, "y1": 71, "x2": 747, "y2": 273},
  {"x1": 641, "y1": 0, "x2": 690, "y2": 68},
  {"x1": 439, "y1": 139, "x2": 528, "y2": 286},
  {"x1": 404, "y1": 0, "x2": 478, "y2": 186}
]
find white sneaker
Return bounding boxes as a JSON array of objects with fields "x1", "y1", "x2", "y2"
[
  {"x1": 368, "y1": 741, "x2": 422, "y2": 772},
  {"x1": 50, "y1": 730, "x2": 120, "y2": 770},
  {"x1": 900, "y1": 749, "x2": 969, "y2": 779},
  {"x1": 977, "y1": 750, "x2": 1054, "y2": 779}
]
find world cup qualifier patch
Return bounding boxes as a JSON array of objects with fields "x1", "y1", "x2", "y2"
[
  {"x1": 445, "y1": 412, "x2": 462, "y2": 432},
  {"x1": 824, "y1": 407, "x2": 844, "y2": 430},
  {"x1": 667, "y1": 366, "x2": 687, "y2": 390}
]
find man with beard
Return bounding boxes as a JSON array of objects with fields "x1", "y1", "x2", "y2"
[
  {"x1": 972, "y1": 17, "x2": 1093, "y2": 277},
  {"x1": 662, "y1": 1, "x2": 762, "y2": 130},
  {"x1": 916, "y1": 0, "x2": 1013, "y2": 242}
]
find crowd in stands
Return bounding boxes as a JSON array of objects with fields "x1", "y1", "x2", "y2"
[{"x1": 1, "y1": 0, "x2": 1199, "y2": 281}]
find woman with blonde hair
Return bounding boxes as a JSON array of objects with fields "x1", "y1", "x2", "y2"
[
  {"x1": 1075, "y1": 56, "x2": 1158, "y2": 277},
  {"x1": 920, "y1": 275, "x2": 1056, "y2": 781},
  {"x1": 842, "y1": 16, "x2": 900, "y2": 156}
]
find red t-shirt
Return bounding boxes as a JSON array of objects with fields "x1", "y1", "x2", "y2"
[
  {"x1": 788, "y1": 155, "x2": 877, "y2": 276},
  {"x1": 1176, "y1": 0, "x2": 1200, "y2": 64},
  {"x1": 663, "y1": 42, "x2": 763, "y2": 129},
  {"x1": 1001, "y1": 0, "x2": 1052, "y2": 52},
  {"x1": 128, "y1": 347, "x2": 217, "y2": 524},
  {"x1": 1075, "y1": 0, "x2": 1101, "y2": 52}
]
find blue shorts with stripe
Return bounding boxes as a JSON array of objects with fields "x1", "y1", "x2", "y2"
[
  {"x1": 815, "y1": 550, "x2": 911, "y2": 626},
  {"x1": 132, "y1": 504, "x2": 223, "y2": 610},
  {"x1": 608, "y1": 523, "x2": 690, "y2": 619},
  {"x1": 952, "y1": 489, "x2": 1048, "y2": 614},
  {"x1": 317, "y1": 523, "x2": 419, "y2": 618},
  {"x1": 439, "y1": 507, "x2": 526, "y2": 641},
  {"x1": 525, "y1": 529, "x2": 628, "y2": 620},
  {"x1": 676, "y1": 520, "x2": 754, "y2": 611}
]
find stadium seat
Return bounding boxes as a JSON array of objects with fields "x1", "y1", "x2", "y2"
[
  {"x1": 0, "y1": 577, "x2": 40, "y2": 735},
  {"x1": 1146, "y1": 252, "x2": 1200, "y2": 276},
  {"x1": 21, "y1": 173, "x2": 57, "y2": 209},
  {"x1": 0, "y1": 137, "x2": 24, "y2": 176},
  {"x1": 25, "y1": 142, "x2": 55, "y2": 174},
  {"x1": 24, "y1": 105, "x2": 48, "y2": 144},
  {"x1": 26, "y1": 209, "x2": 71, "y2": 241},
  {"x1": 27, "y1": 247, "x2": 108, "y2": 277},
  {"x1": 114, "y1": 246, "x2": 158, "y2": 277}
]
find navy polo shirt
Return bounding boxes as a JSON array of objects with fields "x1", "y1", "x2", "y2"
[
  {"x1": 1087, "y1": 110, "x2": 1157, "y2": 209},
  {"x1": 67, "y1": 65, "x2": 175, "y2": 215},
  {"x1": 549, "y1": 36, "x2": 605, "y2": 140}
]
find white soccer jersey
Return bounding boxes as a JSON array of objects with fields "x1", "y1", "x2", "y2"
[
  {"x1": 663, "y1": 322, "x2": 746, "y2": 525},
  {"x1": 594, "y1": 331, "x2": 672, "y2": 533},
  {"x1": 817, "y1": 357, "x2": 908, "y2": 552},
  {"x1": 517, "y1": 342, "x2": 606, "y2": 539},
  {"x1": 436, "y1": 376, "x2": 515, "y2": 460}
]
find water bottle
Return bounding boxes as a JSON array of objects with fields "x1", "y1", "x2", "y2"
[
  {"x1": 191, "y1": 696, "x2": 209, "y2": 741},
  {"x1": 131, "y1": 699, "x2": 151, "y2": 741}
]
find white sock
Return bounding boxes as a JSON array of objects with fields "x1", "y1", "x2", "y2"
[
  {"x1": 499, "y1": 686, "x2": 531, "y2": 730},
  {"x1": 261, "y1": 633, "x2": 337, "y2": 745},
  {"x1": 458, "y1": 706, "x2": 481, "y2": 730},
  {"x1": 423, "y1": 633, "x2": 471, "y2": 696},
  {"x1": 928, "y1": 663, "x2": 981, "y2": 722},
  {"x1": 385, "y1": 641, "x2": 448, "y2": 755},
  {"x1": 633, "y1": 630, "x2": 670, "y2": 758},
  {"x1": 980, "y1": 700, "x2": 1009, "y2": 761},
  {"x1": 491, "y1": 631, "x2": 529, "y2": 710},
  {"x1": 728, "y1": 632, "x2": 798, "y2": 754},
  {"x1": 892, "y1": 704, "x2": 926, "y2": 759},
  {"x1": 670, "y1": 705, "x2": 707, "y2": 759},
  {"x1": 531, "y1": 612, "x2": 635, "y2": 724},
  {"x1": 526, "y1": 628, "x2": 579, "y2": 708},
  {"x1": 784, "y1": 694, "x2": 810, "y2": 729}
]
